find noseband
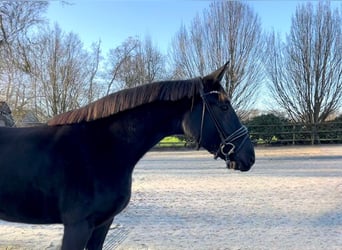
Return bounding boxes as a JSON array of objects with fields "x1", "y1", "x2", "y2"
[{"x1": 197, "y1": 89, "x2": 249, "y2": 162}]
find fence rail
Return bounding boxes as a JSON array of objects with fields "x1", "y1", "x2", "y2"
[
  {"x1": 247, "y1": 121, "x2": 342, "y2": 145},
  {"x1": 155, "y1": 122, "x2": 342, "y2": 148}
]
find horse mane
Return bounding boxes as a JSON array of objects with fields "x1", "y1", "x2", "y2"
[{"x1": 48, "y1": 79, "x2": 202, "y2": 126}]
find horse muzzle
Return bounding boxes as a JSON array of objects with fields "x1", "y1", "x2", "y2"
[
  {"x1": 226, "y1": 159, "x2": 253, "y2": 172},
  {"x1": 228, "y1": 146, "x2": 255, "y2": 172},
  {"x1": 213, "y1": 144, "x2": 254, "y2": 172}
]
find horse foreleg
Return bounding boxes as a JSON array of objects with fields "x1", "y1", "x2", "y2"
[
  {"x1": 61, "y1": 221, "x2": 93, "y2": 250},
  {"x1": 86, "y1": 218, "x2": 114, "y2": 250}
]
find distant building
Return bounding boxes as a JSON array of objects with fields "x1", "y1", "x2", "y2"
[
  {"x1": 0, "y1": 102, "x2": 44, "y2": 127},
  {"x1": 16, "y1": 111, "x2": 44, "y2": 127}
]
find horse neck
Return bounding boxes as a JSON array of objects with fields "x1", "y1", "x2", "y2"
[{"x1": 94, "y1": 99, "x2": 190, "y2": 167}]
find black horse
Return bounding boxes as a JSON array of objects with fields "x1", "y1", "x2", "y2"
[{"x1": 0, "y1": 63, "x2": 254, "y2": 250}]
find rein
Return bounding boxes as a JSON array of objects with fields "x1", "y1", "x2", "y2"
[{"x1": 197, "y1": 89, "x2": 249, "y2": 162}]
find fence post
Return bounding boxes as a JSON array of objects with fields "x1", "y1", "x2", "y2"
[{"x1": 292, "y1": 124, "x2": 295, "y2": 145}]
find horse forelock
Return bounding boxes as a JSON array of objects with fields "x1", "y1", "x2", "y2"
[{"x1": 47, "y1": 79, "x2": 202, "y2": 126}]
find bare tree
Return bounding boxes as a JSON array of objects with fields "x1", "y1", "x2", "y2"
[
  {"x1": 141, "y1": 36, "x2": 166, "y2": 83},
  {"x1": 106, "y1": 37, "x2": 139, "y2": 93},
  {"x1": 0, "y1": 1, "x2": 48, "y2": 119},
  {"x1": 106, "y1": 36, "x2": 166, "y2": 92},
  {"x1": 0, "y1": 1, "x2": 48, "y2": 70},
  {"x1": 86, "y1": 40, "x2": 103, "y2": 103},
  {"x1": 28, "y1": 24, "x2": 101, "y2": 117},
  {"x1": 264, "y1": 1, "x2": 342, "y2": 144},
  {"x1": 0, "y1": 1, "x2": 48, "y2": 43},
  {"x1": 170, "y1": 1, "x2": 264, "y2": 117},
  {"x1": 0, "y1": 1, "x2": 45, "y2": 78}
]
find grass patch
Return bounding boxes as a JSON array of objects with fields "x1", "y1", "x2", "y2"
[{"x1": 157, "y1": 136, "x2": 186, "y2": 148}]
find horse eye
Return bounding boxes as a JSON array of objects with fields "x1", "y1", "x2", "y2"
[{"x1": 220, "y1": 104, "x2": 229, "y2": 111}]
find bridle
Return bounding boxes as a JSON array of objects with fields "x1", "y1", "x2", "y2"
[{"x1": 197, "y1": 88, "x2": 249, "y2": 163}]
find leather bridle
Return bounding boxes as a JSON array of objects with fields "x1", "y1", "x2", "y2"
[{"x1": 197, "y1": 88, "x2": 249, "y2": 163}]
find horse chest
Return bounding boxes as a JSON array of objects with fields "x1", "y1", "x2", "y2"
[{"x1": 61, "y1": 172, "x2": 133, "y2": 226}]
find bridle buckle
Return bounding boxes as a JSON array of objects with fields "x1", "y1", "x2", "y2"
[{"x1": 221, "y1": 142, "x2": 235, "y2": 156}]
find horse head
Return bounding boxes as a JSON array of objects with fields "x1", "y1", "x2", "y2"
[{"x1": 182, "y1": 62, "x2": 255, "y2": 171}]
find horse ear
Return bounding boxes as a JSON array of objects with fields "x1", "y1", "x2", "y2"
[{"x1": 203, "y1": 61, "x2": 229, "y2": 84}]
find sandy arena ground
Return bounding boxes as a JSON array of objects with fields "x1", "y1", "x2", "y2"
[{"x1": 0, "y1": 145, "x2": 341, "y2": 250}]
